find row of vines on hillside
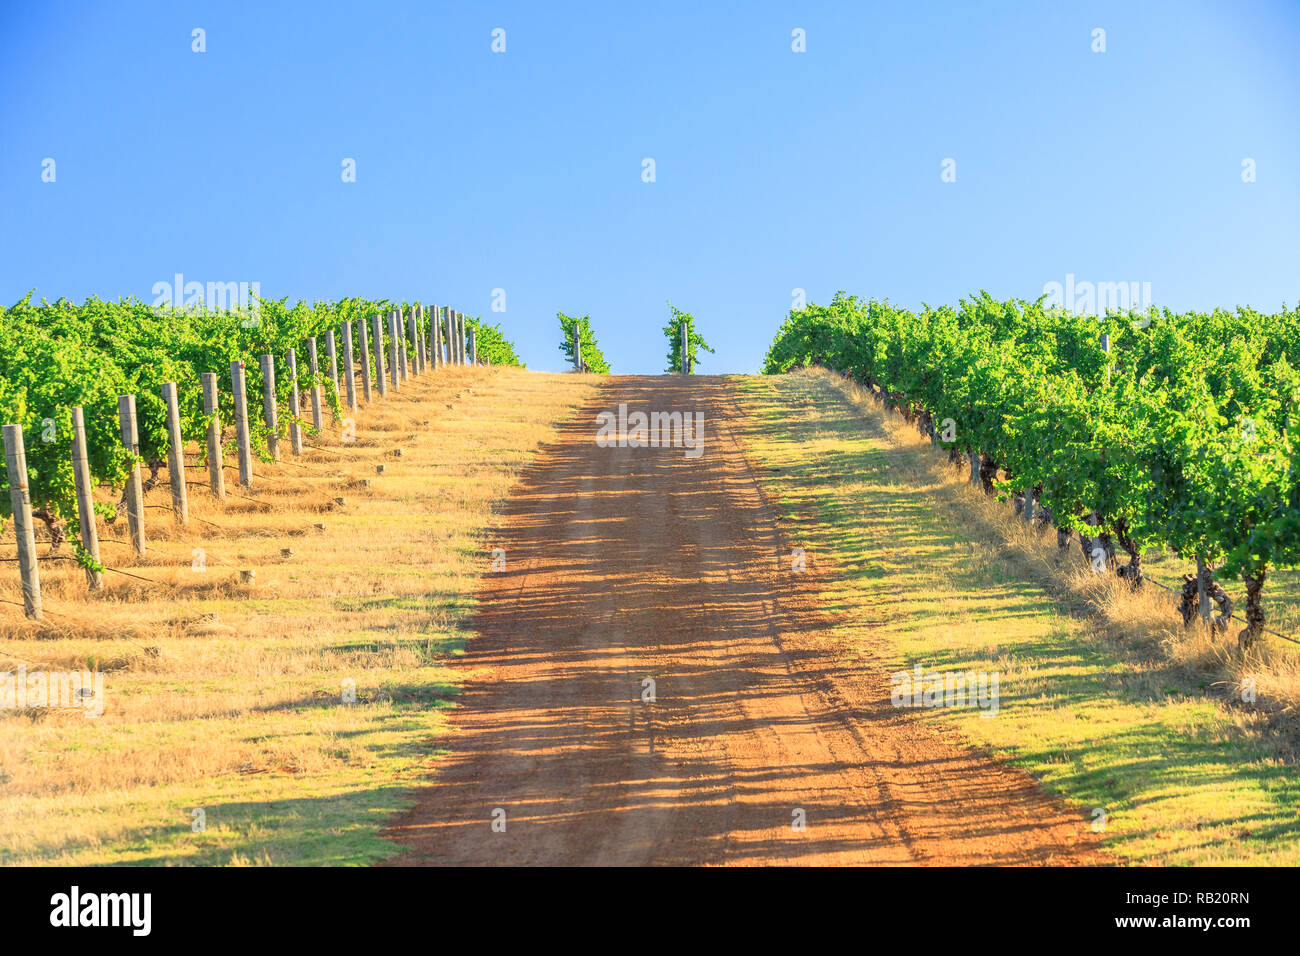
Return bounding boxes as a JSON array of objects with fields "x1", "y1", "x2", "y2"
[
  {"x1": 466, "y1": 315, "x2": 524, "y2": 368},
  {"x1": 0, "y1": 295, "x2": 522, "y2": 573},
  {"x1": 557, "y1": 312, "x2": 611, "y2": 373},
  {"x1": 664, "y1": 302, "x2": 713, "y2": 374},
  {"x1": 764, "y1": 292, "x2": 1300, "y2": 649}
]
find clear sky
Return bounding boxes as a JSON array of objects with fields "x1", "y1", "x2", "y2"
[{"x1": 2, "y1": 1, "x2": 1297, "y2": 374}]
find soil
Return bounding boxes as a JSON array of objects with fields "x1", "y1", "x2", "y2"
[{"x1": 382, "y1": 376, "x2": 1108, "y2": 866}]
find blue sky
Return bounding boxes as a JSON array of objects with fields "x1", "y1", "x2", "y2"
[{"x1": 2, "y1": 1, "x2": 1297, "y2": 374}]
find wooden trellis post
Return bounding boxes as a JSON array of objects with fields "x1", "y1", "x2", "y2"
[
  {"x1": 434, "y1": 307, "x2": 442, "y2": 365},
  {"x1": 342, "y1": 322, "x2": 358, "y2": 412},
  {"x1": 681, "y1": 322, "x2": 689, "y2": 374},
  {"x1": 358, "y1": 319, "x2": 373, "y2": 401},
  {"x1": 201, "y1": 372, "x2": 226, "y2": 499},
  {"x1": 407, "y1": 307, "x2": 417, "y2": 373},
  {"x1": 442, "y1": 309, "x2": 449, "y2": 365},
  {"x1": 423, "y1": 307, "x2": 431, "y2": 370},
  {"x1": 371, "y1": 314, "x2": 387, "y2": 397},
  {"x1": 325, "y1": 329, "x2": 340, "y2": 400},
  {"x1": 260, "y1": 354, "x2": 280, "y2": 460},
  {"x1": 70, "y1": 407, "x2": 103, "y2": 590},
  {"x1": 161, "y1": 382, "x2": 189, "y2": 524},
  {"x1": 468, "y1": 327, "x2": 477, "y2": 365},
  {"x1": 420, "y1": 305, "x2": 430, "y2": 370},
  {"x1": 390, "y1": 309, "x2": 402, "y2": 382},
  {"x1": 397, "y1": 309, "x2": 409, "y2": 381},
  {"x1": 307, "y1": 337, "x2": 323, "y2": 431},
  {"x1": 117, "y1": 394, "x2": 147, "y2": 554},
  {"x1": 286, "y1": 348, "x2": 304, "y2": 456},
  {"x1": 430, "y1": 310, "x2": 436, "y2": 367},
  {"x1": 388, "y1": 311, "x2": 402, "y2": 388},
  {"x1": 1196, "y1": 555, "x2": 1211, "y2": 623},
  {"x1": 444, "y1": 308, "x2": 454, "y2": 365},
  {"x1": 457, "y1": 311, "x2": 466, "y2": 365},
  {"x1": 410, "y1": 307, "x2": 423, "y2": 373},
  {"x1": 431, "y1": 305, "x2": 443, "y2": 368},
  {"x1": 2, "y1": 424, "x2": 42, "y2": 619},
  {"x1": 230, "y1": 361, "x2": 253, "y2": 489}
]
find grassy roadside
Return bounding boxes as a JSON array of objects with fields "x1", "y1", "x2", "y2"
[
  {"x1": 0, "y1": 366, "x2": 597, "y2": 865},
  {"x1": 731, "y1": 368, "x2": 1300, "y2": 866}
]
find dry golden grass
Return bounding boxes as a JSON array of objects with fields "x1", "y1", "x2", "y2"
[{"x1": 0, "y1": 364, "x2": 598, "y2": 865}]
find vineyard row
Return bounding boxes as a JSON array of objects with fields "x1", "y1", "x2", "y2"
[
  {"x1": 764, "y1": 292, "x2": 1300, "y2": 649},
  {"x1": 2, "y1": 303, "x2": 489, "y2": 620}
]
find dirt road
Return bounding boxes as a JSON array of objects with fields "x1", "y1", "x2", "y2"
[{"x1": 384, "y1": 376, "x2": 1106, "y2": 865}]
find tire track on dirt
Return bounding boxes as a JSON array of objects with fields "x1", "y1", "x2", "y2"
[{"x1": 382, "y1": 375, "x2": 1109, "y2": 865}]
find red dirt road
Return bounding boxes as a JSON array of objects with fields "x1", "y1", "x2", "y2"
[{"x1": 384, "y1": 376, "x2": 1107, "y2": 865}]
